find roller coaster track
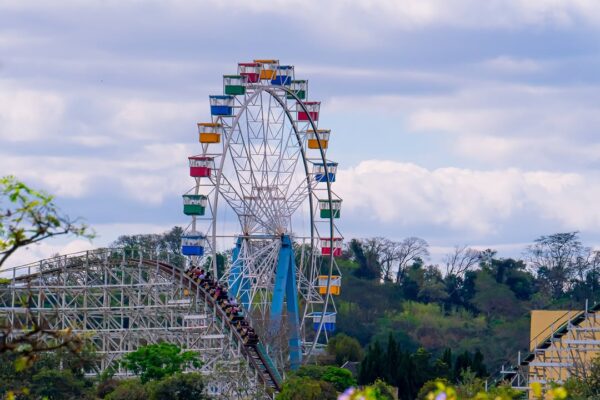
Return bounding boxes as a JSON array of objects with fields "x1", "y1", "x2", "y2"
[{"x1": 0, "y1": 249, "x2": 282, "y2": 394}]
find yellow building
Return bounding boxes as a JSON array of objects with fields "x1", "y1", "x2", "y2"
[{"x1": 508, "y1": 308, "x2": 600, "y2": 397}]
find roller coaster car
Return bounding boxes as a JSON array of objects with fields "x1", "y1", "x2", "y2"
[{"x1": 231, "y1": 313, "x2": 244, "y2": 322}]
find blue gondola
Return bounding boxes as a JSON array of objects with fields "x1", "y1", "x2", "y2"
[
  {"x1": 271, "y1": 65, "x2": 294, "y2": 86},
  {"x1": 308, "y1": 312, "x2": 336, "y2": 332},
  {"x1": 181, "y1": 233, "x2": 206, "y2": 256},
  {"x1": 313, "y1": 162, "x2": 338, "y2": 183},
  {"x1": 209, "y1": 95, "x2": 234, "y2": 116}
]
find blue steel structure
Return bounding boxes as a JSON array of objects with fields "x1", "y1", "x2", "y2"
[{"x1": 229, "y1": 235, "x2": 302, "y2": 369}]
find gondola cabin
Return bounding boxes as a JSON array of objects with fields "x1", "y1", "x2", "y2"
[
  {"x1": 189, "y1": 156, "x2": 214, "y2": 178},
  {"x1": 271, "y1": 65, "x2": 294, "y2": 86},
  {"x1": 287, "y1": 80, "x2": 307, "y2": 100},
  {"x1": 181, "y1": 233, "x2": 206, "y2": 256},
  {"x1": 209, "y1": 95, "x2": 234, "y2": 116},
  {"x1": 297, "y1": 101, "x2": 320, "y2": 121},
  {"x1": 238, "y1": 62, "x2": 261, "y2": 83},
  {"x1": 308, "y1": 312, "x2": 336, "y2": 332},
  {"x1": 198, "y1": 123, "x2": 223, "y2": 144},
  {"x1": 223, "y1": 75, "x2": 247, "y2": 95},
  {"x1": 254, "y1": 59, "x2": 279, "y2": 80},
  {"x1": 182, "y1": 194, "x2": 208, "y2": 216},
  {"x1": 307, "y1": 129, "x2": 331, "y2": 150},
  {"x1": 318, "y1": 275, "x2": 341, "y2": 295},
  {"x1": 319, "y1": 199, "x2": 341, "y2": 218},
  {"x1": 313, "y1": 162, "x2": 338, "y2": 183},
  {"x1": 321, "y1": 237, "x2": 343, "y2": 257}
]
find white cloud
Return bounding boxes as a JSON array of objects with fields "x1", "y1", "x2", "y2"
[
  {"x1": 0, "y1": 84, "x2": 65, "y2": 142},
  {"x1": 201, "y1": 0, "x2": 600, "y2": 30},
  {"x1": 483, "y1": 56, "x2": 544, "y2": 73},
  {"x1": 336, "y1": 160, "x2": 600, "y2": 235},
  {"x1": 329, "y1": 81, "x2": 600, "y2": 168},
  {"x1": 0, "y1": 142, "x2": 191, "y2": 202}
]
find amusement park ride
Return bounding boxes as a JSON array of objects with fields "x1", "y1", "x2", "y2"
[{"x1": 0, "y1": 59, "x2": 343, "y2": 397}]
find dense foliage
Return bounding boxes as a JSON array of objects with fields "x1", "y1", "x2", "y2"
[{"x1": 119, "y1": 342, "x2": 201, "y2": 384}]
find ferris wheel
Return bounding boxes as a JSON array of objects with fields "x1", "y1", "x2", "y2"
[{"x1": 181, "y1": 59, "x2": 343, "y2": 370}]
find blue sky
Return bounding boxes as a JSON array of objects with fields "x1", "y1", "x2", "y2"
[{"x1": 2, "y1": 0, "x2": 600, "y2": 266}]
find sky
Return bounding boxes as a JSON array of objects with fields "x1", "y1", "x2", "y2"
[{"x1": 2, "y1": 0, "x2": 600, "y2": 267}]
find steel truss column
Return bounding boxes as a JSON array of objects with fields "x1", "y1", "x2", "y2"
[
  {"x1": 229, "y1": 237, "x2": 250, "y2": 308},
  {"x1": 270, "y1": 235, "x2": 301, "y2": 370}
]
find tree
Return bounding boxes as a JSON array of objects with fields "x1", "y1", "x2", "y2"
[
  {"x1": 150, "y1": 372, "x2": 208, "y2": 400},
  {"x1": 526, "y1": 232, "x2": 586, "y2": 297},
  {"x1": 120, "y1": 343, "x2": 201, "y2": 384},
  {"x1": 295, "y1": 365, "x2": 357, "y2": 392},
  {"x1": 394, "y1": 237, "x2": 429, "y2": 284},
  {"x1": 327, "y1": 333, "x2": 364, "y2": 365},
  {"x1": 0, "y1": 175, "x2": 92, "y2": 268},
  {"x1": 31, "y1": 368, "x2": 90, "y2": 400},
  {"x1": 472, "y1": 271, "x2": 523, "y2": 318},
  {"x1": 444, "y1": 245, "x2": 481, "y2": 278},
  {"x1": 111, "y1": 226, "x2": 184, "y2": 256},
  {"x1": 0, "y1": 176, "x2": 93, "y2": 397},
  {"x1": 350, "y1": 239, "x2": 379, "y2": 280},
  {"x1": 417, "y1": 266, "x2": 448, "y2": 303},
  {"x1": 0, "y1": 347, "x2": 97, "y2": 400}
]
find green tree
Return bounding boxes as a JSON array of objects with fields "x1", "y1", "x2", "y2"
[
  {"x1": 327, "y1": 333, "x2": 364, "y2": 365},
  {"x1": 295, "y1": 365, "x2": 357, "y2": 392},
  {"x1": 0, "y1": 175, "x2": 92, "y2": 267},
  {"x1": 120, "y1": 343, "x2": 201, "y2": 384},
  {"x1": 150, "y1": 372, "x2": 208, "y2": 400},
  {"x1": 321, "y1": 367, "x2": 357, "y2": 392},
  {"x1": 527, "y1": 232, "x2": 585, "y2": 298},
  {"x1": 472, "y1": 271, "x2": 523, "y2": 318},
  {"x1": 350, "y1": 239, "x2": 380, "y2": 280}
]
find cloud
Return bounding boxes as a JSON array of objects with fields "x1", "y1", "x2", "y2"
[
  {"x1": 336, "y1": 160, "x2": 600, "y2": 236},
  {"x1": 0, "y1": 83, "x2": 65, "y2": 142},
  {"x1": 482, "y1": 56, "x2": 544, "y2": 73},
  {"x1": 0, "y1": 142, "x2": 191, "y2": 202},
  {"x1": 328, "y1": 81, "x2": 600, "y2": 169}
]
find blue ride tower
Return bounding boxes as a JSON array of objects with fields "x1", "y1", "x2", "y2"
[{"x1": 228, "y1": 235, "x2": 302, "y2": 370}]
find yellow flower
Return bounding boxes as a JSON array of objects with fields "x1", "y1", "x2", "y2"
[
  {"x1": 549, "y1": 387, "x2": 567, "y2": 399},
  {"x1": 531, "y1": 382, "x2": 542, "y2": 398}
]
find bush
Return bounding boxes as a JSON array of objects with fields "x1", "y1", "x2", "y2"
[
  {"x1": 96, "y1": 378, "x2": 119, "y2": 398},
  {"x1": 327, "y1": 333, "x2": 364, "y2": 365},
  {"x1": 150, "y1": 372, "x2": 207, "y2": 400},
  {"x1": 276, "y1": 376, "x2": 337, "y2": 400},
  {"x1": 105, "y1": 379, "x2": 149, "y2": 400},
  {"x1": 31, "y1": 368, "x2": 89, "y2": 400}
]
